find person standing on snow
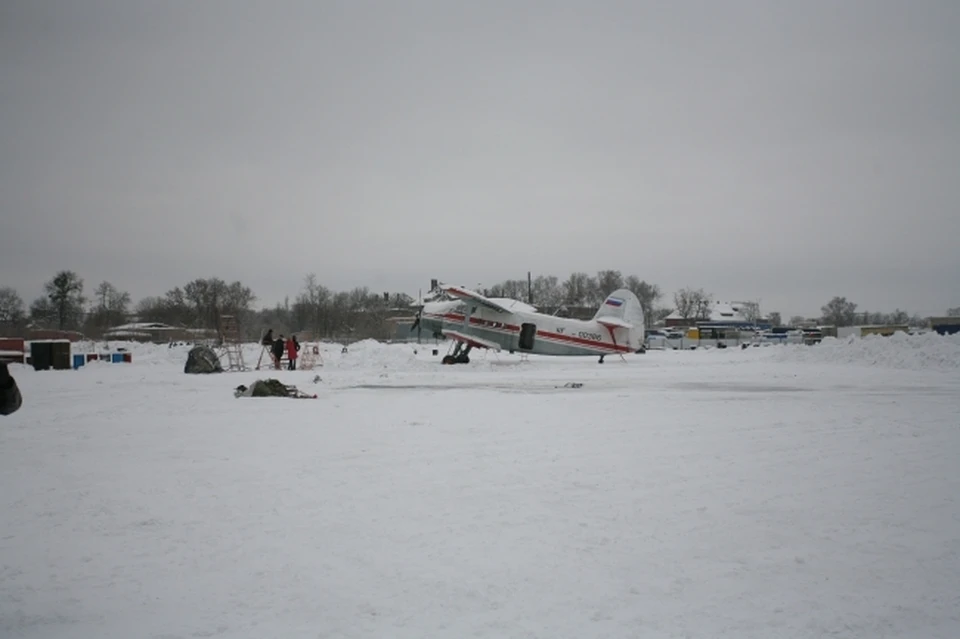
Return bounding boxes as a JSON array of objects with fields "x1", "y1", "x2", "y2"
[
  {"x1": 0, "y1": 362, "x2": 22, "y2": 416},
  {"x1": 286, "y1": 335, "x2": 300, "y2": 370},
  {"x1": 261, "y1": 328, "x2": 274, "y2": 347},
  {"x1": 272, "y1": 335, "x2": 285, "y2": 369}
]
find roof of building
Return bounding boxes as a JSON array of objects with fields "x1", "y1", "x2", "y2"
[
  {"x1": 665, "y1": 301, "x2": 756, "y2": 323},
  {"x1": 107, "y1": 322, "x2": 180, "y2": 332}
]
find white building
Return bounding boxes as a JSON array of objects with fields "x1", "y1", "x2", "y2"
[{"x1": 663, "y1": 300, "x2": 766, "y2": 328}]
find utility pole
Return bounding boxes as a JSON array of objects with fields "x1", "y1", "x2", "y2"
[{"x1": 527, "y1": 271, "x2": 533, "y2": 304}]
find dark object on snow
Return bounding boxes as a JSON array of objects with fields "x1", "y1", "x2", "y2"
[
  {"x1": 30, "y1": 341, "x2": 71, "y2": 371},
  {"x1": 250, "y1": 379, "x2": 289, "y2": 397},
  {"x1": 0, "y1": 362, "x2": 23, "y2": 416},
  {"x1": 184, "y1": 346, "x2": 223, "y2": 374},
  {"x1": 234, "y1": 378, "x2": 317, "y2": 399}
]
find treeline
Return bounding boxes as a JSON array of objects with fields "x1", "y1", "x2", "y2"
[
  {"x1": 477, "y1": 270, "x2": 666, "y2": 326},
  {"x1": 815, "y1": 296, "x2": 944, "y2": 329},
  {"x1": 1, "y1": 270, "x2": 955, "y2": 342},
  {"x1": 0, "y1": 270, "x2": 416, "y2": 342},
  {"x1": 0, "y1": 269, "x2": 669, "y2": 341}
]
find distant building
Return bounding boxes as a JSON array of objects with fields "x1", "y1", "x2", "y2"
[
  {"x1": 25, "y1": 329, "x2": 85, "y2": 342},
  {"x1": 837, "y1": 325, "x2": 909, "y2": 339},
  {"x1": 664, "y1": 301, "x2": 771, "y2": 329},
  {"x1": 103, "y1": 322, "x2": 214, "y2": 343},
  {"x1": 929, "y1": 317, "x2": 960, "y2": 335}
]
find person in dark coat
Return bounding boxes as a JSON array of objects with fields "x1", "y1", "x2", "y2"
[
  {"x1": 272, "y1": 335, "x2": 285, "y2": 369},
  {"x1": 0, "y1": 362, "x2": 23, "y2": 416},
  {"x1": 261, "y1": 329, "x2": 274, "y2": 347}
]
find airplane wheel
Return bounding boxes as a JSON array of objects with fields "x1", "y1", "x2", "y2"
[
  {"x1": 442, "y1": 355, "x2": 456, "y2": 365},
  {"x1": 456, "y1": 354, "x2": 470, "y2": 364}
]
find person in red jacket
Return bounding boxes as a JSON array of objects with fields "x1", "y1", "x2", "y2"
[{"x1": 285, "y1": 335, "x2": 300, "y2": 370}]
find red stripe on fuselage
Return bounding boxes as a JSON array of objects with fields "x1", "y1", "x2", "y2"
[{"x1": 534, "y1": 330, "x2": 634, "y2": 353}]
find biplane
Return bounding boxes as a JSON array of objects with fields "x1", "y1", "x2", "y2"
[{"x1": 410, "y1": 283, "x2": 645, "y2": 364}]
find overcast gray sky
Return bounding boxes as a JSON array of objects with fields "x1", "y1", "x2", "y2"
[{"x1": 2, "y1": 0, "x2": 958, "y2": 319}]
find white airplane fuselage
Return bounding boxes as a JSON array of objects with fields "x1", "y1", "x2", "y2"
[{"x1": 418, "y1": 298, "x2": 643, "y2": 357}]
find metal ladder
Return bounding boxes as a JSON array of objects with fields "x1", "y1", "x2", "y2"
[{"x1": 218, "y1": 314, "x2": 247, "y2": 371}]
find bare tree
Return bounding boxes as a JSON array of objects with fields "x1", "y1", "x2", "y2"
[
  {"x1": 90, "y1": 281, "x2": 131, "y2": 332},
  {"x1": 43, "y1": 270, "x2": 86, "y2": 330},
  {"x1": 179, "y1": 277, "x2": 254, "y2": 330},
  {"x1": 584, "y1": 275, "x2": 603, "y2": 307},
  {"x1": 947, "y1": 307, "x2": 960, "y2": 317},
  {"x1": 652, "y1": 307, "x2": 673, "y2": 324},
  {"x1": 624, "y1": 276, "x2": 661, "y2": 328},
  {"x1": 673, "y1": 287, "x2": 712, "y2": 322},
  {"x1": 595, "y1": 270, "x2": 624, "y2": 297},
  {"x1": 672, "y1": 289, "x2": 697, "y2": 322},
  {"x1": 531, "y1": 275, "x2": 563, "y2": 308},
  {"x1": 134, "y1": 297, "x2": 169, "y2": 323},
  {"x1": 887, "y1": 309, "x2": 910, "y2": 325},
  {"x1": 29, "y1": 296, "x2": 57, "y2": 328},
  {"x1": 909, "y1": 313, "x2": 928, "y2": 328},
  {"x1": 693, "y1": 292, "x2": 713, "y2": 320},
  {"x1": 133, "y1": 288, "x2": 193, "y2": 327},
  {"x1": 821, "y1": 296, "x2": 858, "y2": 327},
  {"x1": 183, "y1": 279, "x2": 211, "y2": 327},
  {"x1": 562, "y1": 272, "x2": 594, "y2": 306},
  {"x1": 258, "y1": 300, "x2": 294, "y2": 340},
  {"x1": 738, "y1": 300, "x2": 762, "y2": 324},
  {"x1": 767, "y1": 311, "x2": 782, "y2": 327},
  {"x1": 0, "y1": 287, "x2": 26, "y2": 329},
  {"x1": 495, "y1": 279, "x2": 527, "y2": 301},
  {"x1": 296, "y1": 273, "x2": 331, "y2": 337},
  {"x1": 222, "y1": 280, "x2": 256, "y2": 327}
]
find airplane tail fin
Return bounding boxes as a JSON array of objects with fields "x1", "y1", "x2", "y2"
[{"x1": 594, "y1": 288, "x2": 645, "y2": 330}]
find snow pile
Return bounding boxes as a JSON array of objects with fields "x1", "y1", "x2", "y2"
[
  {"x1": 326, "y1": 339, "x2": 434, "y2": 371},
  {"x1": 69, "y1": 339, "x2": 199, "y2": 366},
  {"x1": 60, "y1": 339, "x2": 441, "y2": 373},
  {"x1": 765, "y1": 331, "x2": 960, "y2": 372}
]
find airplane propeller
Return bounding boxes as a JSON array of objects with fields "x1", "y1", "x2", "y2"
[
  {"x1": 410, "y1": 301, "x2": 424, "y2": 341},
  {"x1": 409, "y1": 283, "x2": 444, "y2": 341},
  {"x1": 410, "y1": 307, "x2": 422, "y2": 335}
]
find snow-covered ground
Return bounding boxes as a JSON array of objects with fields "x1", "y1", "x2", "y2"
[{"x1": 2, "y1": 333, "x2": 959, "y2": 638}]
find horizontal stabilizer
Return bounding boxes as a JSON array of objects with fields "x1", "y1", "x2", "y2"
[{"x1": 597, "y1": 317, "x2": 633, "y2": 329}]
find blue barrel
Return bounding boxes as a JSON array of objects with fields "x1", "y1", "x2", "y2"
[
  {"x1": 73, "y1": 354, "x2": 85, "y2": 369},
  {"x1": 111, "y1": 352, "x2": 124, "y2": 363}
]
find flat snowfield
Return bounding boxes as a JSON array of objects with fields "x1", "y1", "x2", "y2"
[{"x1": 2, "y1": 334, "x2": 960, "y2": 638}]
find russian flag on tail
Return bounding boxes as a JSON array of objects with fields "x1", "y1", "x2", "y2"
[{"x1": 605, "y1": 296, "x2": 624, "y2": 307}]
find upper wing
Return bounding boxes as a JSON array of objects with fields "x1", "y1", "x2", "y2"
[{"x1": 439, "y1": 284, "x2": 514, "y2": 314}]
